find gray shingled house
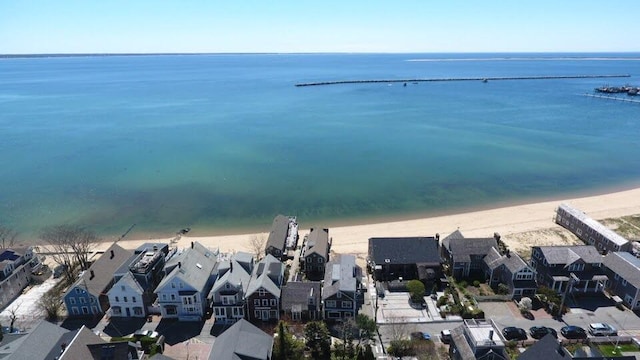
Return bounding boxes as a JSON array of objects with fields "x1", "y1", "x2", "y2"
[
  {"x1": 323, "y1": 254, "x2": 361, "y2": 321},
  {"x1": 603, "y1": 252, "x2": 640, "y2": 310},
  {"x1": 281, "y1": 281, "x2": 322, "y2": 321},
  {"x1": 530, "y1": 245, "x2": 607, "y2": 295},
  {"x1": 265, "y1": 215, "x2": 297, "y2": 261},
  {"x1": 368, "y1": 236, "x2": 441, "y2": 284},
  {"x1": 301, "y1": 227, "x2": 331, "y2": 280},
  {"x1": 246, "y1": 254, "x2": 285, "y2": 322},
  {"x1": 483, "y1": 248, "x2": 536, "y2": 299},
  {"x1": 208, "y1": 319, "x2": 273, "y2": 360},
  {"x1": 208, "y1": 251, "x2": 254, "y2": 325},
  {"x1": 441, "y1": 231, "x2": 498, "y2": 280}
]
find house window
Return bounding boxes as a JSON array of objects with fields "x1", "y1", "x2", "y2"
[
  {"x1": 576, "y1": 228, "x2": 582, "y2": 236},
  {"x1": 115, "y1": 296, "x2": 119, "y2": 302},
  {"x1": 70, "y1": 298, "x2": 76, "y2": 305},
  {"x1": 91, "y1": 306, "x2": 98, "y2": 314},
  {"x1": 567, "y1": 263, "x2": 584, "y2": 272},
  {"x1": 179, "y1": 282, "x2": 183, "y2": 289},
  {"x1": 90, "y1": 297, "x2": 95, "y2": 303},
  {"x1": 622, "y1": 279, "x2": 628, "y2": 286},
  {"x1": 254, "y1": 299, "x2": 260, "y2": 306},
  {"x1": 132, "y1": 297, "x2": 136, "y2": 303},
  {"x1": 166, "y1": 306, "x2": 177, "y2": 315},
  {"x1": 255, "y1": 310, "x2": 261, "y2": 319},
  {"x1": 72, "y1": 307, "x2": 79, "y2": 315},
  {"x1": 262, "y1": 299, "x2": 269, "y2": 306},
  {"x1": 318, "y1": 257, "x2": 323, "y2": 263},
  {"x1": 124, "y1": 296, "x2": 128, "y2": 302},
  {"x1": 270, "y1": 299, "x2": 276, "y2": 306},
  {"x1": 341, "y1": 301, "x2": 352, "y2": 308},
  {"x1": 625, "y1": 294, "x2": 633, "y2": 305},
  {"x1": 112, "y1": 306, "x2": 122, "y2": 316},
  {"x1": 259, "y1": 289, "x2": 266, "y2": 296},
  {"x1": 76, "y1": 288, "x2": 81, "y2": 294},
  {"x1": 326, "y1": 300, "x2": 336, "y2": 308},
  {"x1": 222, "y1": 297, "x2": 228, "y2": 305},
  {"x1": 171, "y1": 294, "x2": 176, "y2": 301},
  {"x1": 162, "y1": 294, "x2": 167, "y2": 300},
  {"x1": 134, "y1": 307, "x2": 143, "y2": 315},
  {"x1": 82, "y1": 306, "x2": 89, "y2": 314},
  {"x1": 80, "y1": 297, "x2": 86, "y2": 304},
  {"x1": 337, "y1": 292, "x2": 342, "y2": 298},
  {"x1": 615, "y1": 274, "x2": 620, "y2": 280},
  {"x1": 171, "y1": 283, "x2": 175, "y2": 288},
  {"x1": 121, "y1": 285, "x2": 125, "y2": 291}
]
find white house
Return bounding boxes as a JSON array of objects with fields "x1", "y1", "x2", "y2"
[
  {"x1": 155, "y1": 242, "x2": 218, "y2": 321},
  {"x1": 108, "y1": 272, "x2": 146, "y2": 318}
]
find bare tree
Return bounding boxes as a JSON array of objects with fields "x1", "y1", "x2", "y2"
[
  {"x1": 0, "y1": 225, "x2": 18, "y2": 250},
  {"x1": 387, "y1": 317, "x2": 414, "y2": 343},
  {"x1": 7, "y1": 302, "x2": 21, "y2": 333},
  {"x1": 39, "y1": 291, "x2": 64, "y2": 321},
  {"x1": 40, "y1": 224, "x2": 98, "y2": 282},
  {"x1": 248, "y1": 233, "x2": 266, "y2": 261}
]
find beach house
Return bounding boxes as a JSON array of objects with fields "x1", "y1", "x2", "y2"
[
  {"x1": 300, "y1": 227, "x2": 331, "y2": 280},
  {"x1": 0, "y1": 246, "x2": 41, "y2": 311},
  {"x1": 442, "y1": 231, "x2": 499, "y2": 280},
  {"x1": 555, "y1": 203, "x2": 632, "y2": 254},
  {"x1": 246, "y1": 254, "x2": 285, "y2": 323},
  {"x1": 108, "y1": 243, "x2": 167, "y2": 318},
  {"x1": 265, "y1": 215, "x2": 298, "y2": 261},
  {"x1": 449, "y1": 319, "x2": 508, "y2": 360},
  {"x1": 322, "y1": 254, "x2": 361, "y2": 321},
  {"x1": 64, "y1": 244, "x2": 133, "y2": 317},
  {"x1": 603, "y1": 252, "x2": 640, "y2": 310},
  {"x1": 368, "y1": 236, "x2": 441, "y2": 284},
  {"x1": 530, "y1": 245, "x2": 607, "y2": 295},
  {"x1": 208, "y1": 252, "x2": 254, "y2": 325},
  {"x1": 281, "y1": 281, "x2": 322, "y2": 321},
  {"x1": 154, "y1": 242, "x2": 218, "y2": 321},
  {"x1": 483, "y1": 248, "x2": 537, "y2": 299}
]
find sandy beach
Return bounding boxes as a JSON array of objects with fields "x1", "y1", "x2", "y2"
[{"x1": 103, "y1": 187, "x2": 640, "y2": 265}]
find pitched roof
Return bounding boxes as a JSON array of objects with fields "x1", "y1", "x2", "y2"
[
  {"x1": 157, "y1": 242, "x2": 217, "y2": 293},
  {"x1": 305, "y1": 228, "x2": 330, "y2": 259},
  {"x1": 558, "y1": 203, "x2": 629, "y2": 246},
  {"x1": 441, "y1": 229, "x2": 465, "y2": 251},
  {"x1": 281, "y1": 281, "x2": 321, "y2": 312},
  {"x1": 368, "y1": 237, "x2": 440, "y2": 265},
  {"x1": 449, "y1": 237, "x2": 497, "y2": 263},
  {"x1": 87, "y1": 341, "x2": 139, "y2": 360},
  {"x1": 1, "y1": 320, "x2": 68, "y2": 360},
  {"x1": 536, "y1": 246, "x2": 602, "y2": 265},
  {"x1": 246, "y1": 254, "x2": 284, "y2": 297},
  {"x1": 208, "y1": 319, "x2": 273, "y2": 360},
  {"x1": 111, "y1": 271, "x2": 144, "y2": 295},
  {"x1": 517, "y1": 333, "x2": 570, "y2": 359},
  {"x1": 209, "y1": 252, "x2": 253, "y2": 296},
  {"x1": 59, "y1": 326, "x2": 105, "y2": 360},
  {"x1": 484, "y1": 248, "x2": 529, "y2": 273},
  {"x1": 266, "y1": 214, "x2": 289, "y2": 251},
  {"x1": 603, "y1": 252, "x2": 640, "y2": 288},
  {"x1": 66, "y1": 244, "x2": 133, "y2": 298},
  {"x1": 323, "y1": 254, "x2": 359, "y2": 300}
]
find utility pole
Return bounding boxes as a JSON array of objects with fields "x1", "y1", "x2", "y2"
[{"x1": 558, "y1": 273, "x2": 578, "y2": 318}]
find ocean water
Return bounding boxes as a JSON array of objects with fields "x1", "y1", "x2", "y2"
[{"x1": 1, "y1": 53, "x2": 640, "y2": 239}]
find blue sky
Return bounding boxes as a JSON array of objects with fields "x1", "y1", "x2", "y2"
[{"x1": 1, "y1": 1, "x2": 639, "y2": 54}]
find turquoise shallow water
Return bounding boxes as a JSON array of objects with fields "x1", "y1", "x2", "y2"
[{"x1": 1, "y1": 53, "x2": 640, "y2": 239}]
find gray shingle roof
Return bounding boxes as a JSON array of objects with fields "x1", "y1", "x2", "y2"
[
  {"x1": 281, "y1": 281, "x2": 321, "y2": 312},
  {"x1": 323, "y1": 254, "x2": 359, "y2": 300},
  {"x1": 517, "y1": 333, "x2": 570, "y2": 359},
  {"x1": 305, "y1": 228, "x2": 330, "y2": 260},
  {"x1": 266, "y1": 215, "x2": 289, "y2": 252},
  {"x1": 559, "y1": 203, "x2": 629, "y2": 246},
  {"x1": 59, "y1": 325, "x2": 105, "y2": 360},
  {"x1": 368, "y1": 237, "x2": 440, "y2": 265},
  {"x1": 246, "y1": 254, "x2": 284, "y2": 297},
  {"x1": 537, "y1": 246, "x2": 602, "y2": 265},
  {"x1": 1, "y1": 320, "x2": 68, "y2": 360},
  {"x1": 65, "y1": 244, "x2": 133, "y2": 298},
  {"x1": 441, "y1": 229, "x2": 465, "y2": 251},
  {"x1": 484, "y1": 248, "x2": 529, "y2": 273},
  {"x1": 208, "y1": 319, "x2": 273, "y2": 360},
  {"x1": 603, "y1": 252, "x2": 640, "y2": 289},
  {"x1": 157, "y1": 242, "x2": 217, "y2": 293},
  {"x1": 449, "y1": 237, "x2": 498, "y2": 263},
  {"x1": 209, "y1": 252, "x2": 253, "y2": 297}
]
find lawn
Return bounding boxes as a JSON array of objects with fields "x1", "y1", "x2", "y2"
[{"x1": 598, "y1": 343, "x2": 639, "y2": 356}]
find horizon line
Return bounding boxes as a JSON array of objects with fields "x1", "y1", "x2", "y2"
[{"x1": 2, "y1": 51, "x2": 640, "y2": 59}]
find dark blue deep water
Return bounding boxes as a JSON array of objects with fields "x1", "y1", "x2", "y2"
[{"x1": 1, "y1": 53, "x2": 640, "y2": 238}]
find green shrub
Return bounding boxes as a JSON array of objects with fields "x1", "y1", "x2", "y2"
[
  {"x1": 473, "y1": 280, "x2": 481, "y2": 287},
  {"x1": 436, "y1": 296, "x2": 448, "y2": 307},
  {"x1": 459, "y1": 281, "x2": 468, "y2": 288}
]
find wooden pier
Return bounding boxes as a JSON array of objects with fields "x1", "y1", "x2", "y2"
[
  {"x1": 295, "y1": 74, "x2": 630, "y2": 87},
  {"x1": 584, "y1": 93, "x2": 640, "y2": 104}
]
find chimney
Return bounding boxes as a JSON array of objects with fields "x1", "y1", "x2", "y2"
[
  {"x1": 191, "y1": 241, "x2": 194, "y2": 249},
  {"x1": 178, "y1": 262, "x2": 182, "y2": 268},
  {"x1": 60, "y1": 343, "x2": 67, "y2": 353},
  {"x1": 90, "y1": 270, "x2": 95, "y2": 280},
  {"x1": 110, "y1": 250, "x2": 114, "y2": 259},
  {"x1": 506, "y1": 249, "x2": 511, "y2": 257},
  {"x1": 489, "y1": 330, "x2": 493, "y2": 341},
  {"x1": 493, "y1": 232, "x2": 501, "y2": 242},
  {"x1": 435, "y1": 233, "x2": 440, "y2": 241}
]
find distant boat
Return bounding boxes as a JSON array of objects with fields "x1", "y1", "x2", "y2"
[{"x1": 482, "y1": 78, "x2": 488, "y2": 83}]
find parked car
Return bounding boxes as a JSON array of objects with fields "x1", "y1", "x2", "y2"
[
  {"x1": 529, "y1": 326, "x2": 557, "y2": 339},
  {"x1": 561, "y1": 325, "x2": 587, "y2": 339},
  {"x1": 134, "y1": 329, "x2": 159, "y2": 339},
  {"x1": 588, "y1": 323, "x2": 617, "y2": 336},
  {"x1": 440, "y1": 329, "x2": 452, "y2": 344},
  {"x1": 410, "y1": 332, "x2": 431, "y2": 340},
  {"x1": 502, "y1": 327, "x2": 527, "y2": 340}
]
